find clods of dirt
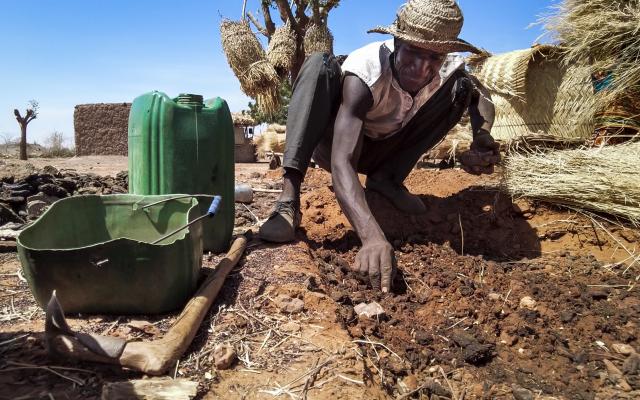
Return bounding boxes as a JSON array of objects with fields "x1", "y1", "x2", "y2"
[{"x1": 314, "y1": 240, "x2": 640, "y2": 398}]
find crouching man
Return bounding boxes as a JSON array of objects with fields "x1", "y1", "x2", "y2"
[{"x1": 260, "y1": 0, "x2": 500, "y2": 292}]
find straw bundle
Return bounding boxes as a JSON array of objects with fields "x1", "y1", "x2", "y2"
[
  {"x1": 220, "y1": 19, "x2": 280, "y2": 114},
  {"x1": 304, "y1": 23, "x2": 334, "y2": 57},
  {"x1": 469, "y1": 46, "x2": 595, "y2": 141},
  {"x1": 266, "y1": 23, "x2": 297, "y2": 72},
  {"x1": 504, "y1": 141, "x2": 640, "y2": 225},
  {"x1": 255, "y1": 126, "x2": 286, "y2": 159},
  {"x1": 544, "y1": 0, "x2": 640, "y2": 112}
]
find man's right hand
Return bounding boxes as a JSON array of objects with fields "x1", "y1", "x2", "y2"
[{"x1": 353, "y1": 240, "x2": 396, "y2": 292}]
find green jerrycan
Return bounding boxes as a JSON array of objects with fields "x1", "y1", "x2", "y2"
[{"x1": 128, "y1": 92, "x2": 234, "y2": 252}]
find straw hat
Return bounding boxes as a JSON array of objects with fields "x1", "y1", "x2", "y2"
[{"x1": 368, "y1": 0, "x2": 481, "y2": 54}]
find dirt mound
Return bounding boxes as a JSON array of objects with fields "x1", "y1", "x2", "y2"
[
  {"x1": 300, "y1": 168, "x2": 639, "y2": 264},
  {"x1": 315, "y1": 241, "x2": 640, "y2": 398}
]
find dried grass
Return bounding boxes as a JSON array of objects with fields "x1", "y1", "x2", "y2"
[
  {"x1": 220, "y1": 19, "x2": 281, "y2": 115},
  {"x1": 504, "y1": 141, "x2": 640, "y2": 225},
  {"x1": 267, "y1": 23, "x2": 297, "y2": 72},
  {"x1": 543, "y1": 0, "x2": 640, "y2": 112},
  {"x1": 304, "y1": 23, "x2": 333, "y2": 57},
  {"x1": 255, "y1": 128, "x2": 286, "y2": 159},
  {"x1": 469, "y1": 46, "x2": 595, "y2": 141}
]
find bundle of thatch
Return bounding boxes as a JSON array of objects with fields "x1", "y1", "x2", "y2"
[
  {"x1": 504, "y1": 141, "x2": 640, "y2": 225},
  {"x1": 255, "y1": 124, "x2": 286, "y2": 159},
  {"x1": 266, "y1": 22, "x2": 297, "y2": 72},
  {"x1": 468, "y1": 45, "x2": 595, "y2": 141},
  {"x1": 304, "y1": 23, "x2": 333, "y2": 57},
  {"x1": 544, "y1": 0, "x2": 640, "y2": 114},
  {"x1": 220, "y1": 19, "x2": 280, "y2": 114}
]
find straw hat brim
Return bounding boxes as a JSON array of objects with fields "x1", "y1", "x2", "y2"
[{"x1": 368, "y1": 24, "x2": 481, "y2": 54}]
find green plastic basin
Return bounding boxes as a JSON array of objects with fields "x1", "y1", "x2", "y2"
[{"x1": 17, "y1": 194, "x2": 203, "y2": 315}]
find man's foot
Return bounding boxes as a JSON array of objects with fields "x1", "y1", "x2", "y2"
[
  {"x1": 365, "y1": 178, "x2": 427, "y2": 215},
  {"x1": 259, "y1": 200, "x2": 302, "y2": 243}
]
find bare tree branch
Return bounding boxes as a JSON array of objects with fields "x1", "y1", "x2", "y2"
[
  {"x1": 241, "y1": 0, "x2": 248, "y2": 20},
  {"x1": 320, "y1": 0, "x2": 339, "y2": 20},
  {"x1": 274, "y1": 0, "x2": 299, "y2": 34},
  {"x1": 293, "y1": 0, "x2": 310, "y2": 29},
  {"x1": 274, "y1": 0, "x2": 289, "y2": 23},
  {"x1": 261, "y1": 1, "x2": 276, "y2": 37},
  {"x1": 248, "y1": 11, "x2": 268, "y2": 37},
  {"x1": 310, "y1": 0, "x2": 321, "y2": 25}
]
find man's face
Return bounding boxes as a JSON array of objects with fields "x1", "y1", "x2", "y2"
[{"x1": 393, "y1": 39, "x2": 447, "y2": 94}]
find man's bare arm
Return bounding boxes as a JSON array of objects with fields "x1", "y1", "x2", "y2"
[
  {"x1": 468, "y1": 75, "x2": 495, "y2": 137},
  {"x1": 462, "y1": 75, "x2": 500, "y2": 174},
  {"x1": 331, "y1": 75, "x2": 395, "y2": 292}
]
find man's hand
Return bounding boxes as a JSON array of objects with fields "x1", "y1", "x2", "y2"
[
  {"x1": 352, "y1": 240, "x2": 395, "y2": 292},
  {"x1": 460, "y1": 132, "x2": 501, "y2": 175}
]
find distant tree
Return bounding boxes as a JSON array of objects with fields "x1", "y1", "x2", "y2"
[{"x1": 14, "y1": 100, "x2": 39, "y2": 160}]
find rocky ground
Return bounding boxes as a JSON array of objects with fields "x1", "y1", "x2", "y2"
[{"x1": 1, "y1": 157, "x2": 639, "y2": 399}]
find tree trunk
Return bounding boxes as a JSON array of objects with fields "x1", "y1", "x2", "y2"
[{"x1": 19, "y1": 123, "x2": 27, "y2": 160}]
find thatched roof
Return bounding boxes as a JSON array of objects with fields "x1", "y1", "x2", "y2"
[{"x1": 232, "y1": 112, "x2": 256, "y2": 127}]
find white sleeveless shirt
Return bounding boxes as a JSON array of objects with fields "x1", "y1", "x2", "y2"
[{"x1": 341, "y1": 40, "x2": 464, "y2": 140}]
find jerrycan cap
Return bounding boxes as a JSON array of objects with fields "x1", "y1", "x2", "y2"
[{"x1": 176, "y1": 93, "x2": 204, "y2": 108}]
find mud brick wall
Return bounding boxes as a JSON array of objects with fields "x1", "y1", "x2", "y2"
[
  {"x1": 74, "y1": 103, "x2": 131, "y2": 156},
  {"x1": 235, "y1": 143, "x2": 256, "y2": 163}
]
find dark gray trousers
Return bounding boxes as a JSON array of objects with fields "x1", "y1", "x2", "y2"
[{"x1": 282, "y1": 52, "x2": 472, "y2": 183}]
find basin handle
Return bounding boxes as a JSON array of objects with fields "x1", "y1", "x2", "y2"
[{"x1": 151, "y1": 196, "x2": 222, "y2": 245}]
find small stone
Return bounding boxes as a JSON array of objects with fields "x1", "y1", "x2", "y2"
[
  {"x1": 588, "y1": 288, "x2": 609, "y2": 300},
  {"x1": 519, "y1": 296, "x2": 537, "y2": 310},
  {"x1": 414, "y1": 330, "x2": 432, "y2": 345},
  {"x1": 27, "y1": 200, "x2": 49, "y2": 219},
  {"x1": 9, "y1": 190, "x2": 31, "y2": 198},
  {"x1": 353, "y1": 301, "x2": 385, "y2": 318},
  {"x1": 511, "y1": 384, "x2": 534, "y2": 400},
  {"x1": 0, "y1": 229, "x2": 20, "y2": 240},
  {"x1": 399, "y1": 375, "x2": 419, "y2": 393},
  {"x1": 488, "y1": 293, "x2": 501, "y2": 301},
  {"x1": 559, "y1": 311, "x2": 575, "y2": 323},
  {"x1": 213, "y1": 344, "x2": 237, "y2": 370},
  {"x1": 276, "y1": 295, "x2": 305, "y2": 314},
  {"x1": 512, "y1": 199, "x2": 534, "y2": 215},
  {"x1": 27, "y1": 192, "x2": 58, "y2": 205},
  {"x1": 612, "y1": 343, "x2": 635, "y2": 356},
  {"x1": 280, "y1": 321, "x2": 301, "y2": 333},
  {"x1": 77, "y1": 187, "x2": 100, "y2": 195},
  {"x1": 0, "y1": 222, "x2": 23, "y2": 230},
  {"x1": 38, "y1": 183, "x2": 68, "y2": 198},
  {"x1": 41, "y1": 165, "x2": 60, "y2": 176},
  {"x1": 499, "y1": 331, "x2": 517, "y2": 346}
]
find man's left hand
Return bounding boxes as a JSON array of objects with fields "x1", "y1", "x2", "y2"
[{"x1": 460, "y1": 132, "x2": 500, "y2": 175}]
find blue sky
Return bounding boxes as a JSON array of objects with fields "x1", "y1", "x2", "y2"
[{"x1": 0, "y1": 0, "x2": 558, "y2": 146}]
